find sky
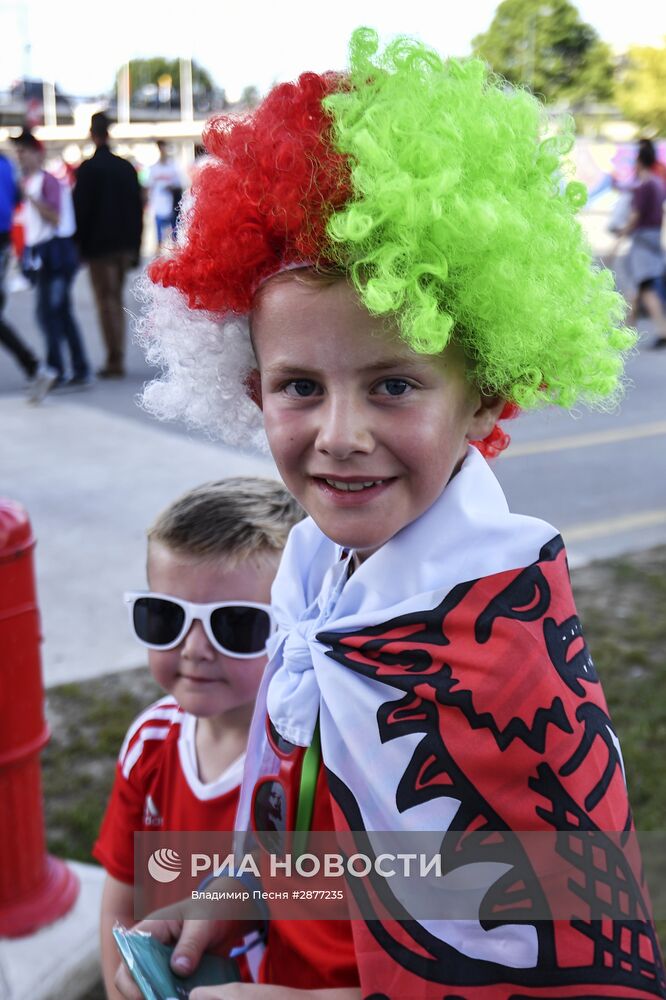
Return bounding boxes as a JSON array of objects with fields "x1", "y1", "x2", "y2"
[{"x1": 1, "y1": 0, "x2": 664, "y2": 100}]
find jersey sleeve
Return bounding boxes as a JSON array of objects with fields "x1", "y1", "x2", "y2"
[
  {"x1": 93, "y1": 698, "x2": 177, "y2": 883},
  {"x1": 93, "y1": 751, "x2": 146, "y2": 884}
]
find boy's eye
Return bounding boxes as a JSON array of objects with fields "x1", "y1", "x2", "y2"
[
  {"x1": 284, "y1": 379, "x2": 318, "y2": 398},
  {"x1": 376, "y1": 378, "x2": 412, "y2": 396}
]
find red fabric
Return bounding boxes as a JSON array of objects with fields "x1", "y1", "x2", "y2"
[
  {"x1": 317, "y1": 537, "x2": 665, "y2": 997},
  {"x1": 93, "y1": 697, "x2": 240, "y2": 884},
  {"x1": 11, "y1": 209, "x2": 24, "y2": 256},
  {"x1": 258, "y1": 762, "x2": 360, "y2": 990}
]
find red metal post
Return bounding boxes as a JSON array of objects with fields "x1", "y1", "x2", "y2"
[{"x1": 0, "y1": 498, "x2": 79, "y2": 936}]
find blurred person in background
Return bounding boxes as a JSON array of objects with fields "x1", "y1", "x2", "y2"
[
  {"x1": 620, "y1": 139, "x2": 666, "y2": 348},
  {"x1": 0, "y1": 144, "x2": 57, "y2": 402},
  {"x1": 73, "y1": 112, "x2": 143, "y2": 378},
  {"x1": 640, "y1": 138, "x2": 666, "y2": 186},
  {"x1": 148, "y1": 139, "x2": 183, "y2": 249},
  {"x1": 11, "y1": 129, "x2": 92, "y2": 391}
]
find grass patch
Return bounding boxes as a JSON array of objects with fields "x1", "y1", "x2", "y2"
[
  {"x1": 571, "y1": 547, "x2": 666, "y2": 949},
  {"x1": 43, "y1": 671, "x2": 161, "y2": 863},
  {"x1": 572, "y1": 547, "x2": 666, "y2": 831}
]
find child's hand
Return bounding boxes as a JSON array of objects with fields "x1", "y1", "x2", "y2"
[
  {"x1": 113, "y1": 917, "x2": 239, "y2": 998},
  {"x1": 114, "y1": 959, "x2": 143, "y2": 1000}
]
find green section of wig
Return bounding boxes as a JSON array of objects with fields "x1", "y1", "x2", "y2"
[{"x1": 323, "y1": 28, "x2": 635, "y2": 409}]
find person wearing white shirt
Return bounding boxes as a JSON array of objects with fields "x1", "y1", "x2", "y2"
[
  {"x1": 148, "y1": 141, "x2": 183, "y2": 249},
  {"x1": 12, "y1": 130, "x2": 91, "y2": 389}
]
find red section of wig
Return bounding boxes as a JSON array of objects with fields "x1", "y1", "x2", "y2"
[{"x1": 149, "y1": 72, "x2": 351, "y2": 314}]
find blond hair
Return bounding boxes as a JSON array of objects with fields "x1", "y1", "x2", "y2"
[{"x1": 148, "y1": 478, "x2": 304, "y2": 566}]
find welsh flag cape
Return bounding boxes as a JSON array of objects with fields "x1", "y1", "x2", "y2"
[{"x1": 237, "y1": 447, "x2": 665, "y2": 998}]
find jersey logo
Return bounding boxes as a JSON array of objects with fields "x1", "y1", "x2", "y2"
[{"x1": 143, "y1": 794, "x2": 163, "y2": 827}]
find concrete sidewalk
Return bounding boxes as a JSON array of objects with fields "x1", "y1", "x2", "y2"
[
  {"x1": 2, "y1": 395, "x2": 275, "y2": 688},
  {"x1": 0, "y1": 863, "x2": 105, "y2": 1000}
]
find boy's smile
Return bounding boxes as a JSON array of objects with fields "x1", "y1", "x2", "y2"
[{"x1": 251, "y1": 276, "x2": 503, "y2": 561}]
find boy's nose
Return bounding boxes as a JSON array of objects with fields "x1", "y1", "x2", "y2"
[
  {"x1": 180, "y1": 619, "x2": 216, "y2": 660},
  {"x1": 315, "y1": 396, "x2": 374, "y2": 460}
]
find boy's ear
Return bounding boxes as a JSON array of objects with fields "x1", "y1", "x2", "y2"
[
  {"x1": 245, "y1": 369, "x2": 263, "y2": 410},
  {"x1": 466, "y1": 392, "x2": 507, "y2": 442}
]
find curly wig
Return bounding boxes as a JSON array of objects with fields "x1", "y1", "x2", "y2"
[{"x1": 143, "y1": 27, "x2": 634, "y2": 454}]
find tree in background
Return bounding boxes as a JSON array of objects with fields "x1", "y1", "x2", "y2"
[
  {"x1": 114, "y1": 57, "x2": 217, "y2": 107},
  {"x1": 240, "y1": 85, "x2": 260, "y2": 109},
  {"x1": 615, "y1": 41, "x2": 666, "y2": 135},
  {"x1": 472, "y1": 0, "x2": 614, "y2": 105}
]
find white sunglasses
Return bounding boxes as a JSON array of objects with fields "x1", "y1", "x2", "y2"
[{"x1": 124, "y1": 591, "x2": 276, "y2": 658}]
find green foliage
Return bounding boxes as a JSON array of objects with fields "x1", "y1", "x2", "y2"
[
  {"x1": 615, "y1": 41, "x2": 666, "y2": 134},
  {"x1": 115, "y1": 57, "x2": 215, "y2": 97},
  {"x1": 472, "y1": 0, "x2": 615, "y2": 104},
  {"x1": 240, "y1": 85, "x2": 260, "y2": 108}
]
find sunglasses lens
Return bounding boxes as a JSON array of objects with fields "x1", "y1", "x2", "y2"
[
  {"x1": 132, "y1": 597, "x2": 185, "y2": 647},
  {"x1": 210, "y1": 606, "x2": 271, "y2": 655}
]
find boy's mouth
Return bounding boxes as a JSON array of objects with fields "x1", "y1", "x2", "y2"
[
  {"x1": 323, "y1": 478, "x2": 386, "y2": 492},
  {"x1": 179, "y1": 674, "x2": 224, "y2": 685},
  {"x1": 312, "y1": 475, "x2": 395, "y2": 502}
]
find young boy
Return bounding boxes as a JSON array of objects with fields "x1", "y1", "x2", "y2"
[
  {"x1": 118, "y1": 28, "x2": 664, "y2": 1000},
  {"x1": 94, "y1": 477, "x2": 303, "y2": 999}
]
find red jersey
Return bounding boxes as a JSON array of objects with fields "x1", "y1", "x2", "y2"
[
  {"x1": 94, "y1": 695, "x2": 244, "y2": 884},
  {"x1": 257, "y1": 759, "x2": 360, "y2": 991}
]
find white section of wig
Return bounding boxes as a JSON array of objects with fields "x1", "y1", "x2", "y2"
[{"x1": 133, "y1": 275, "x2": 269, "y2": 453}]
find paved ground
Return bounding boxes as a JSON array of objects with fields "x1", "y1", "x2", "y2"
[
  {"x1": 1, "y1": 269, "x2": 275, "y2": 686},
  {"x1": 2, "y1": 189, "x2": 665, "y2": 687}
]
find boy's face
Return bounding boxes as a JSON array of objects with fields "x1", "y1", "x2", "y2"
[
  {"x1": 251, "y1": 277, "x2": 502, "y2": 560},
  {"x1": 145, "y1": 541, "x2": 276, "y2": 720}
]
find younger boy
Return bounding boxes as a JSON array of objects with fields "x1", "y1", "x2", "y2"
[
  {"x1": 117, "y1": 28, "x2": 664, "y2": 1000},
  {"x1": 94, "y1": 477, "x2": 303, "y2": 999}
]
